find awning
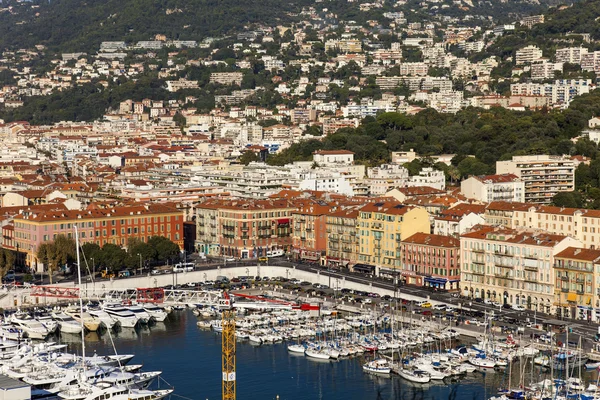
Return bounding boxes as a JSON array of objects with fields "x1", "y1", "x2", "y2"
[
  {"x1": 277, "y1": 218, "x2": 290, "y2": 224},
  {"x1": 425, "y1": 277, "x2": 448, "y2": 284},
  {"x1": 567, "y1": 293, "x2": 577, "y2": 302},
  {"x1": 353, "y1": 264, "x2": 375, "y2": 273}
]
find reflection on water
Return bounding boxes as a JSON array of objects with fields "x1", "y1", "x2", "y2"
[{"x1": 50, "y1": 310, "x2": 600, "y2": 400}]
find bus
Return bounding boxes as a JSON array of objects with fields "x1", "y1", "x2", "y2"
[
  {"x1": 173, "y1": 262, "x2": 195, "y2": 273},
  {"x1": 266, "y1": 249, "x2": 284, "y2": 258}
]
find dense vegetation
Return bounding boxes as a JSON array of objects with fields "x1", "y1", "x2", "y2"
[
  {"x1": 269, "y1": 89, "x2": 600, "y2": 172},
  {"x1": 0, "y1": 0, "x2": 317, "y2": 53}
]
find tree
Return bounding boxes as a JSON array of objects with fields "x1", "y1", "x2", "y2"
[
  {"x1": 36, "y1": 235, "x2": 75, "y2": 284},
  {"x1": 239, "y1": 151, "x2": 261, "y2": 165},
  {"x1": 0, "y1": 249, "x2": 15, "y2": 278},
  {"x1": 147, "y1": 236, "x2": 180, "y2": 262},
  {"x1": 552, "y1": 191, "x2": 583, "y2": 208}
]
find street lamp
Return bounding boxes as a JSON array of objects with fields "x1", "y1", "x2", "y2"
[
  {"x1": 286, "y1": 269, "x2": 289, "y2": 280},
  {"x1": 137, "y1": 254, "x2": 142, "y2": 276},
  {"x1": 245, "y1": 268, "x2": 249, "y2": 277}
]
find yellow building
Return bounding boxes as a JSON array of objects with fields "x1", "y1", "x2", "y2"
[
  {"x1": 554, "y1": 247, "x2": 600, "y2": 322},
  {"x1": 357, "y1": 201, "x2": 429, "y2": 273}
]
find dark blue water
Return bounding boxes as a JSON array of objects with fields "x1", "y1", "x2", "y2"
[{"x1": 56, "y1": 311, "x2": 566, "y2": 400}]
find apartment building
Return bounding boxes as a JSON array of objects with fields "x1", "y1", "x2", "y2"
[
  {"x1": 291, "y1": 200, "x2": 332, "y2": 263},
  {"x1": 196, "y1": 198, "x2": 294, "y2": 259},
  {"x1": 460, "y1": 226, "x2": 580, "y2": 313},
  {"x1": 325, "y1": 207, "x2": 359, "y2": 270},
  {"x1": 401, "y1": 233, "x2": 460, "y2": 291},
  {"x1": 515, "y1": 45, "x2": 543, "y2": 65},
  {"x1": 554, "y1": 247, "x2": 600, "y2": 321},
  {"x1": 521, "y1": 15, "x2": 545, "y2": 29},
  {"x1": 496, "y1": 155, "x2": 575, "y2": 204},
  {"x1": 530, "y1": 62, "x2": 562, "y2": 81},
  {"x1": 555, "y1": 47, "x2": 588, "y2": 64},
  {"x1": 12, "y1": 203, "x2": 184, "y2": 270},
  {"x1": 357, "y1": 201, "x2": 430, "y2": 273},
  {"x1": 460, "y1": 174, "x2": 524, "y2": 203},
  {"x1": 209, "y1": 72, "x2": 244, "y2": 86}
]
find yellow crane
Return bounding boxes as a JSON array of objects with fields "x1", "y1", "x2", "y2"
[{"x1": 219, "y1": 292, "x2": 236, "y2": 400}]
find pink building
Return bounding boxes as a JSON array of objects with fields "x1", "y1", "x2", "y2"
[{"x1": 401, "y1": 233, "x2": 460, "y2": 291}]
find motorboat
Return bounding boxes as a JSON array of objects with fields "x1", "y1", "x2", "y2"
[
  {"x1": 10, "y1": 313, "x2": 51, "y2": 340},
  {"x1": 125, "y1": 306, "x2": 151, "y2": 324},
  {"x1": 142, "y1": 304, "x2": 168, "y2": 322},
  {"x1": 34, "y1": 312, "x2": 59, "y2": 334},
  {"x1": 58, "y1": 382, "x2": 173, "y2": 400},
  {"x1": 86, "y1": 309, "x2": 117, "y2": 330},
  {"x1": 0, "y1": 324, "x2": 24, "y2": 340},
  {"x1": 51, "y1": 312, "x2": 83, "y2": 334},
  {"x1": 362, "y1": 359, "x2": 391, "y2": 375},
  {"x1": 65, "y1": 309, "x2": 101, "y2": 332},
  {"x1": 101, "y1": 304, "x2": 138, "y2": 328}
]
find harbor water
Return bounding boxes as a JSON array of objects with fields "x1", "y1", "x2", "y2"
[{"x1": 58, "y1": 310, "x2": 597, "y2": 400}]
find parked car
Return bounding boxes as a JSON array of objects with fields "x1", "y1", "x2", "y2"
[
  {"x1": 512, "y1": 304, "x2": 526, "y2": 311},
  {"x1": 416, "y1": 301, "x2": 432, "y2": 308},
  {"x1": 432, "y1": 304, "x2": 446, "y2": 311}
]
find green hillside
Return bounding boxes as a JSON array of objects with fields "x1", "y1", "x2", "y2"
[{"x1": 0, "y1": 0, "x2": 313, "y2": 53}]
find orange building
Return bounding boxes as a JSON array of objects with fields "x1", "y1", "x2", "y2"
[
  {"x1": 196, "y1": 198, "x2": 296, "y2": 259},
  {"x1": 13, "y1": 203, "x2": 184, "y2": 269},
  {"x1": 291, "y1": 200, "x2": 333, "y2": 263}
]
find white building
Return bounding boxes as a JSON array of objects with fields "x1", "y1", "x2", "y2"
[
  {"x1": 555, "y1": 47, "x2": 588, "y2": 64},
  {"x1": 515, "y1": 45, "x2": 543, "y2": 65},
  {"x1": 407, "y1": 168, "x2": 446, "y2": 191},
  {"x1": 461, "y1": 174, "x2": 525, "y2": 203},
  {"x1": 312, "y1": 150, "x2": 354, "y2": 166},
  {"x1": 496, "y1": 155, "x2": 575, "y2": 204}
]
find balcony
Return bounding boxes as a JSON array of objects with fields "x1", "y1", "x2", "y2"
[
  {"x1": 472, "y1": 248, "x2": 485, "y2": 254},
  {"x1": 524, "y1": 275, "x2": 537, "y2": 283},
  {"x1": 560, "y1": 276, "x2": 569, "y2": 281},
  {"x1": 524, "y1": 265, "x2": 537, "y2": 271},
  {"x1": 223, "y1": 225, "x2": 235, "y2": 231},
  {"x1": 472, "y1": 270, "x2": 485, "y2": 276},
  {"x1": 577, "y1": 290, "x2": 584, "y2": 295},
  {"x1": 561, "y1": 287, "x2": 569, "y2": 293}
]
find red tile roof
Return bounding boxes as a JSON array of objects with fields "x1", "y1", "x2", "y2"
[{"x1": 402, "y1": 233, "x2": 460, "y2": 248}]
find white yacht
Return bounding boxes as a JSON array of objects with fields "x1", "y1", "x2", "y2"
[
  {"x1": 0, "y1": 324, "x2": 24, "y2": 340},
  {"x1": 101, "y1": 304, "x2": 138, "y2": 328},
  {"x1": 52, "y1": 312, "x2": 83, "y2": 334},
  {"x1": 141, "y1": 304, "x2": 168, "y2": 322},
  {"x1": 58, "y1": 382, "x2": 173, "y2": 400},
  {"x1": 34, "y1": 313, "x2": 59, "y2": 334},
  {"x1": 126, "y1": 306, "x2": 151, "y2": 324},
  {"x1": 10, "y1": 314, "x2": 51, "y2": 340},
  {"x1": 86, "y1": 308, "x2": 117, "y2": 330}
]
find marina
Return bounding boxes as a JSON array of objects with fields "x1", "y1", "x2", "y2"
[{"x1": 0, "y1": 298, "x2": 596, "y2": 400}]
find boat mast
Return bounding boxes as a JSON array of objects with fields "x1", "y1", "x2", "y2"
[{"x1": 74, "y1": 225, "x2": 86, "y2": 370}]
